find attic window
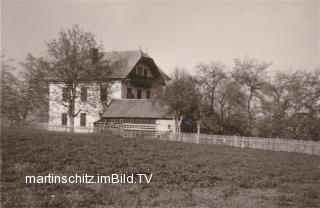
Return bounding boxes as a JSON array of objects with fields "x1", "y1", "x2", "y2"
[
  {"x1": 144, "y1": 68, "x2": 147, "y2": 77},
  {"x1": 136, "y1": 67, "x2": 143, "y2": 76}
]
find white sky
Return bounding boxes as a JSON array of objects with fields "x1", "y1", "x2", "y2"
[{"x1": 2, "y1": 0, "x2": 319, "y2": 75}]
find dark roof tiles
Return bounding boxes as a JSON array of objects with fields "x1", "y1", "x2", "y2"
[{"x1": 102, "y1": 99, "x2": 172, "y2": 119}]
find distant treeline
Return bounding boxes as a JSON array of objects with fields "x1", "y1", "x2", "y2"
[{"x1": 159, "y1": 59, "x2": 320, "y2": 141}]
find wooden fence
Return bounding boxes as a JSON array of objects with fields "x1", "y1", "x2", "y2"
[
  {"x1": 94, "y1": 123, "x2": 170, "y2": 139},
  {"x1": 30, "y1": 123, "x2": 320, "y2": 155},
  {"x1": 30, "y1": 123, "x2": 95, "y2": 133},
  {"x1": 168, "y1": 133, "x2": 320, "y2": 156}
]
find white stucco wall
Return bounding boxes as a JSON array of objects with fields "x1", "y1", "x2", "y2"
[
  {"x1": 156, "y1": 119, "x2": 175, "y2": 132},
  {"x1": 48, "y1": 81, "x2": 122, "y2": 129}
]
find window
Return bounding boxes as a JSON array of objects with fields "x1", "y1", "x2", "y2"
[
  {"x1": 136, "y1": 67, "x2": 143, "y2": 76},
  {"x1": 61, "y1": 113, "x2": 68, "y2": 125},
  {"x1": 62, "y1": 87, "x2": 68, "y2": 102},
  {"x1": 80, "y1": 87, "x2": 88, "y2": 102},
  {"x1": 127, "y1": 88, "x2": 134, "y2": 99},
  {"x1": 144, "y1": 68, "x2": 148, "y2": 77},
  {"x1": 137, "y1": 89, "x2": 142, "y2": 99},
  {"x1": 100, "y1": 85, "x2": 108, "y2": 101},
  {"x1": 146, "y1": 90, "x2": 150, "y2": 99},
  {"x1": 80, "y1": 113, "x2": 86, "y2": 127}
]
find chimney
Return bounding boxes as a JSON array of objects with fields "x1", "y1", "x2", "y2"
[{"x1": 91, "y1": 48, "x2": 99, "y2": 64}]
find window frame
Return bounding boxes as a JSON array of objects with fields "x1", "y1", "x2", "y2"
[
  {"x1": 100, "y1": 85, "x2": 108, "y2": 101},
  {"x1": 137, "y1": 89, "x2": 142, "y2": 99},
  {"x1": 62, "y1": 87, "x2": 68, "y2": 102},
  {"x1": 127, "y1": 88, "x2": 133, "y2": 99},
  {"x1": 80, "y1": 87, "x2": 88, "y2": 102},
  {"x1": 143, "y1": 68, "x2": 148, "y2": 77},
  {"x1": 146, "y1": 90, "x2": 150, "y2": 99},
  {"x1": 80, "y1": 113, "x2": 86, "y2": 127},
  {"x1": 61, "y1": 113, "x2": 68, "y2": 126}
]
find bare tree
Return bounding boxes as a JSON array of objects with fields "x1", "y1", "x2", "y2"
[
  {"x1": 19, "y1": 54, "x2": 51, "y2": 124},
  {"x1": 196, "y1": 62, "x2": 226, "y2": 113},
  {"x1": 232, "y1": 57, "x2": 271, "y2": 134},
  {"x1": 0, "y1": 55, "x2": 31, "y2": 125},
  {"x1": 43, "y1": 25, "x2": 113, "y2": 131}
]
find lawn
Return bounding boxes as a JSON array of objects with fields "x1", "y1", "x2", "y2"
[{"x1": 1, "y1": 127, "x2": 320, "y2": 208}]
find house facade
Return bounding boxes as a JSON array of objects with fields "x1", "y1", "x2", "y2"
[{"x1": 48, "y1": 50, "x2": 172, "y2": 133}]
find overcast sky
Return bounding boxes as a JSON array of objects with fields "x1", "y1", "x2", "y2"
[{"x1": 2, "y1": 0, "x2": 319, "y2": 75}]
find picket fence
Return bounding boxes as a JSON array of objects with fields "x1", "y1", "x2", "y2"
[
  {"x1": 168, "y1": 133, "x2": 320, "y2": 156},
  {"x1": 30, "y1": 123, "x2": 320, "y2": 156}
]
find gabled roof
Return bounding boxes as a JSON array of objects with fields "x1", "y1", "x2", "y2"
[
  {"x1": 46, "y1": 50, "x2": 170, "y2": 82},
  {"x1": 101, "y1": 99, "x2": 172, "y2": 119},
  {"x1": 104, "y1": 50, "x2": 170, "y2": 80}
]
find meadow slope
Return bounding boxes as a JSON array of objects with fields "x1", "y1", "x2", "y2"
[{"x1": 1, "y1": 127, "x2": 320, "y2": 208}]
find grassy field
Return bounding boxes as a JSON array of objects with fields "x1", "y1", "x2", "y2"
[{"x1": 1, "y1": 127, "x2": 320, "y2": 208}]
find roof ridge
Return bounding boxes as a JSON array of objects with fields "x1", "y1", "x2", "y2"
[{"x1": 104, "y1": 49, "x2": 142, "y2": 54}]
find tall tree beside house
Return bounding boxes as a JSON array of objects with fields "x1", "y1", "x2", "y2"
[
  {"x1": 43, "y1": 25, "x2": 112, "y2": 131},
  {"x1": 160, "y1": 69, "x2": 199, "y2": 134}
]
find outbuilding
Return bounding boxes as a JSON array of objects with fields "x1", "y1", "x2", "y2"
[{"x1": 94, "y1": 99, "x2": 174, "y2": 137}]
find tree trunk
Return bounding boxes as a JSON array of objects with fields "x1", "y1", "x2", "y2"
[
  {"x1": 196, "y1": 120, "x2": 201, "y2": 144},
  {"x1": 247, "y1": 87, "x2": 254, "y2": 133},
  {"x1": 178, "y1": 115, "x2": 183, "y2": 136},
  {"x1": 69, "y1": 115, "x2": 75, "y2": 132},
  {"x1": 173, "y1": 115, "x2": 183, "y2": 141},
  {"x1": 68, "y1": 84, "x2": 77, "y2": 133}
]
